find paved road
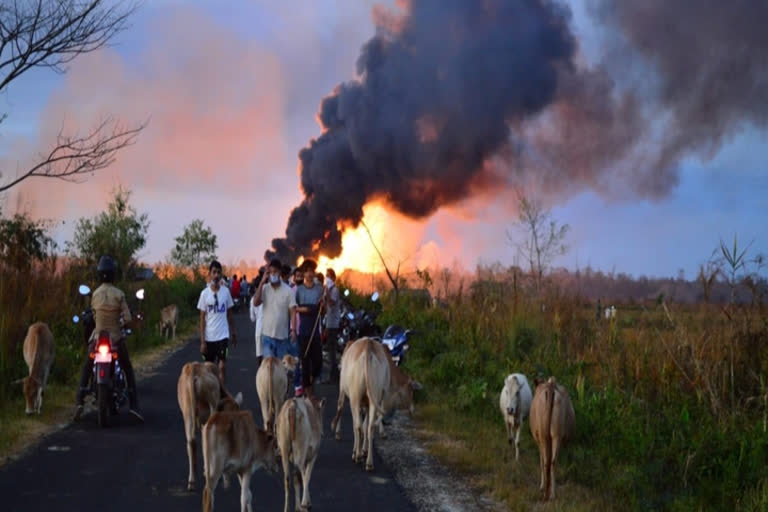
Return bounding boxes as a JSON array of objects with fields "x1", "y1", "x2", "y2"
[{"x1": 0, "y1": 311, "x2": 418, "y2": 511}]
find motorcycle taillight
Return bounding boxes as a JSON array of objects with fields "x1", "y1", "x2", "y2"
[{"x1": 97, "y1": 341, "x2": 110, "y2": 356}]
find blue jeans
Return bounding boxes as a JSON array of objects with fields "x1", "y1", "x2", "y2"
[{"x1": 262, "y1": 335, "x2": 292, "y2": 359}]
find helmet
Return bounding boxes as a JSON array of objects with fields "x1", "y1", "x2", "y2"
[{"x1": 97, "y1": 255, "x2": 116, "y2": 283}]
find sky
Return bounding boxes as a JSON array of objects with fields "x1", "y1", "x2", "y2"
[{"x1": 0, "y1": 0, "x2": 765, "y2": 280}]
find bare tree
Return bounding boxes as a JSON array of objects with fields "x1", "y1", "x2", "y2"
[
  {"x1": 0, "y1": 0, "x2": 145, "y2": 193},
  {"x1": 506, "y1": 193, "x2": 569, "y2": 291},
  {"x1": 361, "y1": 219, "x2": 409, "y2": 300}
]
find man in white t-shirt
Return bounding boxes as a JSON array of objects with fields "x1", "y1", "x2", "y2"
[{"x1": 197, "y1": 260, "x2": 237, "y2": 383}]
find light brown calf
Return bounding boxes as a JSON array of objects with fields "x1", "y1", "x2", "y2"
[
  {"x1": 529, "y1": 377, "x2": 575, "y2": 501},
  {"x1": 330, "y1": 337, "x2": 390, "y2": 471},
  {"x1": 15, "y1": 322, "x2": 55, "y2": 415},
  {"x1": 202, "y1": 409, "x2": 279, "y2": 512},
  {"x1": 159, "y1": 304, "x2": 179, "y2": 340},
  {"x1": 276, "y1": 396, "x2": 326, "y2": 512},
  {"x1": 256, "y1": 356, "x2": 289, "y2": 433},
  {"x1": 176, "y1": 361, "x2": 242, "y2": 491}
]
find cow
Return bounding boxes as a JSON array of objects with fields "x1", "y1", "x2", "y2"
[
  {"x1": 177, "y1": 361, "x2": 243, "y2": 491},
  {"x1": 330, "y1": 337, "x2": 390, "y2": 471},
  {"x1": 529, "y1": 376, "x2": 575, "y2": 501},
  {"x1": 13, "y1": 322, "x2": 55, "y2": 415},
  {"x1": 276, "y1": 396, "x2": 326, "y2": 512},
  {"x1": 202, "y1": 409, "x2": 279, "y2": 512},
  {"x1": 499, "y1": 373, "x2": 533, "y2": 461},
  {"x1": 256, "y1": 356, "x2": 289, "y2": 433},
  {"x1": 372, "y1": 348, "x2": 423, "y2": 439},
  {"x1": 159, "y1": 304, "x2": 179, "y2": 340}
]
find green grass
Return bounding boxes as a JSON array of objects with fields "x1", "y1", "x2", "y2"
[{"x1": 378, "y1": 291, "x2": 768, "y2": 511}]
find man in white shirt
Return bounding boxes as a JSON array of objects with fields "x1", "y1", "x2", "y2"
[
  {"x1": 252, "y1": 258, "x2": 297, "y2": 360},
  {"x1": 197, "y1": 260, "x2": 237, "y2": 383}
]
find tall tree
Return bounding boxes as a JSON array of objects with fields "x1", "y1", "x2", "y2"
[
  {"x1": 0, "y1": 0, "x2": 145, "y2": 193},
  {"x1": 170, "y1": 219, "x2": 218, "y2": 269},
  {"x1": 506, "y1": 194, "x2": 569, "y2": 291},
  {"x1": 66, "y1": 186, "x2": 149, "y2": 279}
]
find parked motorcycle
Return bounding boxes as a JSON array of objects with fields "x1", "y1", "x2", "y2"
[
  {"x1": 334, "y1": 291, "x2": 382, "y2": 356},
  {"x1": 379, "y1": 324, "x2": 415, "y2": 367},
  {"x1": 73, "y1": 284, "x2": 145, "y2": 427}
]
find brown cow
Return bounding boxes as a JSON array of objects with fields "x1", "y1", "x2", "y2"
[
  {"x1": 277, "y1": 396, "x2": 326, "y2": 512},
  {"x1": 255, "y1": 356, "x2": 290, "y2": 433},
  {"x1": 15, "y1": 322, "x2": 55, "y2": 415},
  {"x1": 529, "y1": 376, "x2": 575, "y2": 501},
  {"x1": 202, "y1": 409, "x2": 279, "y2": 512},
  {"x1": 330, "y1": 337, "x2": 390, "y2": 471},
  {"x1": 177, "y1": 361, "x2": 242, "y2": 491},
  {"x1": 159, "y1": 304, "x2": 179, "y2": 340}
]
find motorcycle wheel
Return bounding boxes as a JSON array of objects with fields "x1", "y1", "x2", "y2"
[{"x1": 97, "y1": 383, "x2": 109, "y2": 428}]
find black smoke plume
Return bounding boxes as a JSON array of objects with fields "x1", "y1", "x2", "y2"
[
  {"x1": 267, "y1": 0, "x2": 576, "y2": 263},
  {"x1": 267, "y1": 0, "x2": 768, "y2": 264}
]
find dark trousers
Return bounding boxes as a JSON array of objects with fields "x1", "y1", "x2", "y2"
[
  {"x1": 325, "y1": 327, "x2": 340, "y2": 381},
  {"x1": 299, "y1": 333, "x2": 323, "y2": 388},
  {"x1": 77, "y1": 338, "x2": 138, "y2": 409}
]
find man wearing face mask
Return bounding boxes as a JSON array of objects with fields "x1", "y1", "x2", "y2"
[
  {"x1": 197, "y1": 260, "x2": 237, "y2": 384},
  {"x1": 252, "y1": 258, "x2": 297, "y2": 360},
  {"x1": 322, "y1": 268, "x2": 341, "y2": 384}
]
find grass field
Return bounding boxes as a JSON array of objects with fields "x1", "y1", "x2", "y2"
[{"x1": 373, "y1": 283, "x2": 768, "y2": 511}]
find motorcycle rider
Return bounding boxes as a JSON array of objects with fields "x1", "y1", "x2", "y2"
[{"x1": 73, "y1": 255, "x2": 143, "y2": 423}]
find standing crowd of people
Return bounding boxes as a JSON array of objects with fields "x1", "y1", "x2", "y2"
[{"x1": 197, "y1": 258, "x2": 341, "y2": 401}]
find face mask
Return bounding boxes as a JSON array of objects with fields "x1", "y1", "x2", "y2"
[
  {"x1": 325, "y1": 278, "x2": 334, "y2": 288},
  {"x1": 269, "y1": 274, "x2": 280, "y2": 284}
]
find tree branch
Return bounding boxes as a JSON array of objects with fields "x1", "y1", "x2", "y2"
[
  {"x1": 0, "y1": 1, "x2": 139, "y2": 91},
  {"x1": 0, "y1": 117, "x2": 147, "y2": 193}
]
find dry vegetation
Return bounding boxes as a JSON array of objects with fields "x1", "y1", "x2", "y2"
[
  {"x1": 0, "y1": 258, "x2": 205, "y2": 459},
  {"x1": 369, "y1": 267, "x2": 768, "y2": 511}
]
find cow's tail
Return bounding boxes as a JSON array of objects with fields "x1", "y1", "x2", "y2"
[
  {"x1": 289, "y1": 398, "x2": 297, "y2": 445},
  {"x1": 267, "y1": 359, "x2": 275, "y2": 428},
  {"x1": 190, "y1": 375, "x2": 201, "y2": 426},
  {"x1": 201, "y1": 423, "x2": 212, "y2": 512},
  {"x1": 365, "y1": 342, "x2": 385, "y2": 418},
  {"x1": 543, "y1": 377, "x2": 557, "y2": 493}
]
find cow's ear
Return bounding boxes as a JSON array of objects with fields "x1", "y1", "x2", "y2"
[
  {"x1": 11, "y1": 378, "x2": 24, "y2": 386},
  {"x1": 410, "y1": 380, "x2": 423, "y2": 391},
  {"x1": 234, "y1": 392, "x2": 243, "y2": 406}
]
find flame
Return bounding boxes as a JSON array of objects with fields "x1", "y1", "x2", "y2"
[{"x1": 313, "y1": 203, "x2": 391, "y2": 276}]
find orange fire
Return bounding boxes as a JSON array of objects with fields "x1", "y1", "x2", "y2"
[{"x1": 303, "y1": 203, "x2": 391, "y2": 276}]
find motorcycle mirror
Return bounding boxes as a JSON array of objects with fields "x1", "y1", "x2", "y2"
[
  {"x1": 72, "y1": 315, "x2": 80, "y2": 324},
  {"x1": 347, "y1": 312, "x2": 355, "y2": 320},
  {"x1": 371, "y1": 291, "x2": 379, "y2": 302},
  {"x1": 344, "y1": 289, "x2": 350, "y2": 297},
  {"x1": 78, "y1": 284, "x2": 91, "y2": 296},
  {"x1": 135, "y1": 288, "x2": 145, "y2": 300}
]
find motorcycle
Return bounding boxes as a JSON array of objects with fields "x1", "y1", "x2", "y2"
[
  {"x1": 73, "y1": 284, "x2": 145, "y2": 427},
  {"x1": 379, "y1": 324, "x2": 415, "y2": 367},
  {"x1": 335, "y1": 291, "x2": 382, "y2": 356}
]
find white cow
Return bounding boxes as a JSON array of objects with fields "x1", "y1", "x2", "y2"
[{"x1": 499, "y1": 372, "x2": 533, "y2": 461}]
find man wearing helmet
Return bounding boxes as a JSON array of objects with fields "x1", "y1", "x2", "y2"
[{"x1": 73, "y1": 255, "x2": 143, "y2": 422}]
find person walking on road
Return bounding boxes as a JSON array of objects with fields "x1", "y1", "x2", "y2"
[
  {"x1": 198, "y1": 260, "x2": 237, "y2": 384},
  {"x1": 252, "y1": 258, "x2": 297, "y2": 360}
]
